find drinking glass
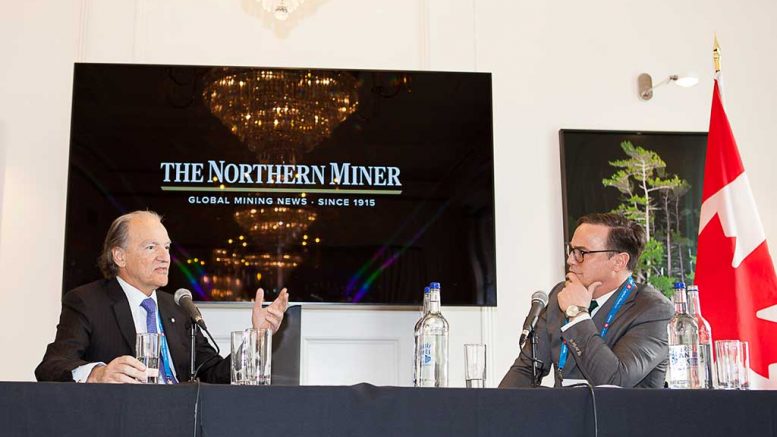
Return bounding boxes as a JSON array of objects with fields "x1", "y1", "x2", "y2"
[
  {"x1": 231, "y1": 329, "x2": 257, "y2": 385},
  {"x1": 136, "y1": 332, "x2": 162, "y2": 384},
  {"x1": 715, "y1": 340, "x2": 742, "y2": 389},
  {"x1": 464, "y1": 344, "x2": 486, "y2": 388},
  {"x1": 231, "y1": 328, "x2": 272, "y2": 385},
  {"x1": 740, "y1": 341, "x2": 750, "y2": 390},
  {"x1": 254, "y1": 328, "x2": 272, "y2": 385}
]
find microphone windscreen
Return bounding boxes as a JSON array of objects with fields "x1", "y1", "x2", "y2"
[
  {"x1": 531, "y1": 290, "x2": 548, "y2": 306},
  {"x1": 174, "y1": 288, "x2": 193, "y2": 306}
]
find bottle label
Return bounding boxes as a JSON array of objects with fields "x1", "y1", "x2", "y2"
[
  {"x1": 420, "y1": 342, "x2": 433, "y2": 367},
  {"x1": 669, "y1": 345, "x2": 690, "y2": 375},
  {"x1": 668, "y1": 344, "x2": 702, "y2": 388}
]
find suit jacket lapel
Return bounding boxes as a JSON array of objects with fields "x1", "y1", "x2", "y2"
[
  {"x1": 107, "y1": 278, "x2": 137, "y2": 355},
  {"x1": 590, "y1": 278, "x2": 640, "y2": 327},
  {"x1": 607, "y1": 282, "x2": 640, "y2": 327},
  {"x1": 592, "y1": 291, "x2": 618, "y2": 327}
]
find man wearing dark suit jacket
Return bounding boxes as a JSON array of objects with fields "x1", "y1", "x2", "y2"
[
  {"x1": 36, "y1": 210, "x2": 289, "y2": 383},
  {"x1": 499, "y1": 212, "x2": 673, "y2": 388}
]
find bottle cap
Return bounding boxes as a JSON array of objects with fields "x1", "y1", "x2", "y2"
[
  {"x1": 429, "y1": 282, "x2": 440, "y2": 289},
  {"x1": 423, "y1": 287, "x2": 430, "y2": 294},
  {"x1": 673, "y1": 281, "x2": 686, "y2": 289}
]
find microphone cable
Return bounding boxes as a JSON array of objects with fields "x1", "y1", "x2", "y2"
[
  {"x1": 190, "y1": 328, "x2": 220, "y2": 437},
  {"x1": 567, "y1": 382, "x2": 599, "y2": 437},
  {"x1": 191, "y1": 326, "x2": 222, "y2": 381},
  {"x1": 517, "y1": 327, "x2": 544, "y2": 387},
  {"x1": 192, "y1": 378, "x2": 202, "y2": 437},
  {"x1": 518, "y1": 345, "x2": 545, "y2": 387}
]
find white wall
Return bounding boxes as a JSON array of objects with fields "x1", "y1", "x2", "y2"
[{"x1": 1, "y1": 0, "x2": 776, "y2": 383}]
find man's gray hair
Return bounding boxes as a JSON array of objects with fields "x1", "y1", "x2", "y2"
[{"x1": 97, "y1": 210, "x2": 163, "y2": 278}]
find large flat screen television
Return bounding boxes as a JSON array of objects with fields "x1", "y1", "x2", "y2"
[{"x1": 64, "y1": 63, "x2": 496, "y2": 306}]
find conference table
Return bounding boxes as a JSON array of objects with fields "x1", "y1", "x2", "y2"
[{"x1": 1, "y1": 382, "x2": 775, "y2": 436}]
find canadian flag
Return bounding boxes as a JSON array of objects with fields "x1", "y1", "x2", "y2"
[{"x1": 695, "y1": 75, "x2": 777, "y2": 389}]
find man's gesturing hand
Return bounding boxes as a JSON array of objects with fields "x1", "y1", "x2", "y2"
[{"x1": 252, "y1": 288, "x2": 289, "y2": 333}]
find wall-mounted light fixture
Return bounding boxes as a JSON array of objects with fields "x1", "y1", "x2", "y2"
[{"x1": 638, "y1": 73, "x2": 699, "y2": 100}]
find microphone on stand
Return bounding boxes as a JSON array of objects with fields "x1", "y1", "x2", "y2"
[
  {"x1": 174, "y1": 288, "x2": 213, "y2": 381},
  {"x1": 174, "y1": 288, "x2": 207, "y2": 330},
  {"x1": 519, "y1": 291, "x2": 548, "y2": 347}
]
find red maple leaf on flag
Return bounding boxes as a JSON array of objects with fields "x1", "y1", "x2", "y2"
[{"x1": 695, "y1": 78, "x2": 777, "y2": 388}]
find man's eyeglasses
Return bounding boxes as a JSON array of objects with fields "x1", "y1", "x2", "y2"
[{"x1": 566, "y1": 245, "x2": 620, "y2": 263}]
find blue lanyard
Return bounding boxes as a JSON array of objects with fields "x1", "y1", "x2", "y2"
[
  {"x1": 156, "y1": 316, "x2": 177, "y2": 384},
  {"x1": 557, "y1": 277, "x2": 636, "y2": 372}
]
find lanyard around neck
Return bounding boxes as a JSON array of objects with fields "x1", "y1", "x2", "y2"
[
  {"x1": 155, "y1": 312, "x2": 177, "y2": 383},
  {"x1": 557, "y1": 277, "x2": 636, "y2": 373}
]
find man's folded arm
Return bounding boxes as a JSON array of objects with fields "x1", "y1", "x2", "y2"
[{"x1": 35, "y1": 291, "x2": 93, "y2": 382}]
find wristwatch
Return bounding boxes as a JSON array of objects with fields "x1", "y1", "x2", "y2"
[{"x1": 565, "y1": 305, "x2": 589, "y2": 319}]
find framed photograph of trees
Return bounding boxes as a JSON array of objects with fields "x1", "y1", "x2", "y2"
[{"x1": 559, "y1": 129, "x2": 707, "y2": 297}]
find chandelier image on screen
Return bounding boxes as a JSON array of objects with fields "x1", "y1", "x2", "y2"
[
  {"x1": 63, "y1": 63, "x2": 496, "y2": 306},
  {"x1": 203, "y1": 68, "x2": 359, "y2": 163},
  {"x1": 234, "y1": 207, "x2": 316, "y2": 244},
  {"x1": 200, "y1": 206, "x2": 318, "y2": 298}
]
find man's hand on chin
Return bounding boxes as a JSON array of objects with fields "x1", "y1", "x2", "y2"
[{"x1": 557, "y1": 272, "x2": 601, "y2": 312}]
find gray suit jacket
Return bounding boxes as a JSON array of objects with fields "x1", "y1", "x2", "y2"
[{"x1": 499, "y1": 280, "x2": 673, "y2": 388}]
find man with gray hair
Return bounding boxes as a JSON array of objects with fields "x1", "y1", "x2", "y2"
[{"x1": 36, "y1": 210, "x2": 288, "y2": 383}]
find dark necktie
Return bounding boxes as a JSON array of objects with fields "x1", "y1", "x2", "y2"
[
  {"x1": 140, "y1": 298, "x2": 177, "y2": 384},
  {"x1": 588, "y1": 299, "x2": 599, "y2": 313}
]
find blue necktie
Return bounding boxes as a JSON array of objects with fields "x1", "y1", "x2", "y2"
[
  {"x1": 140, "y1": 298, "x2": 159, "y2": 334},
  {"x1": 140, "y1": 298, "x2": 177, "y2": 384}
]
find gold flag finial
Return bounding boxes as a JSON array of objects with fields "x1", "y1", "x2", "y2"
[{"x1": 713, "y1": 34, "x2": 721, "y2": 73}]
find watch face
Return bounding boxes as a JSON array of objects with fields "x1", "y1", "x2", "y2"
[{"x1": 566, "y1": 305, "x2": 587, "y2": 318}]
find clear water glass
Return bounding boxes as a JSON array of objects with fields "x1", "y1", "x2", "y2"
[
  {"x1": 464, "y1": 344, "x2": 486, "y2": 388},
  {"x1": 254, "y1": 328, "x2": 272, "y2": 385},
  {"x1": 740, "y1": 341, "x2": 750, "y2": 390},
  {"x1": 231, "y1": 328, "x2": 272, "y2": 385},
  {"x1": 136, "y1": 332, "x2": 162, "y2": 384},
  {"x1": 715, "y1": 340, "x2": 742, "y2": 389}
]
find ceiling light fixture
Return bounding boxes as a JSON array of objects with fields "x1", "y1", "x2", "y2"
[{"x1": 259, "y1": 0, "x2": 304, "y2": 21}]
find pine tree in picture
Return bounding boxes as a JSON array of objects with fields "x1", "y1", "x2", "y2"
[{"x1": 602, "y1": 141, "x2": 695, "y2": 298}]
